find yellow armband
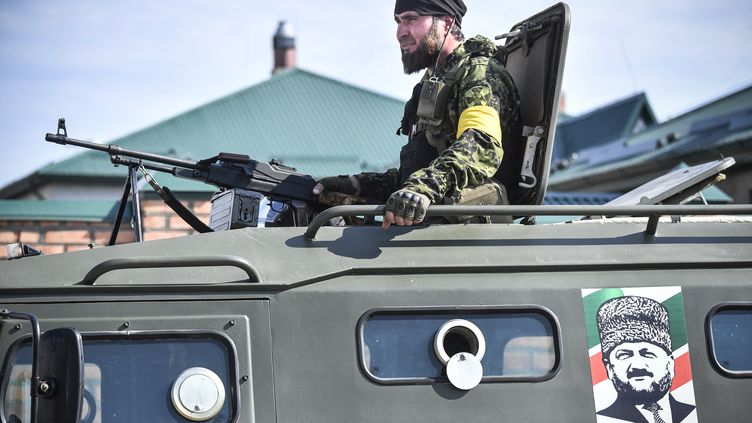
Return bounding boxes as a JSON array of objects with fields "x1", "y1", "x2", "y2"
[{"x1": 457, "y1": 105, "x2": 502, "y2": 143}]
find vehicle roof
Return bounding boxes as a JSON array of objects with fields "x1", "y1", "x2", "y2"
[{"x1": 2, "y1": 219, "x2": 751, "y2": 290}]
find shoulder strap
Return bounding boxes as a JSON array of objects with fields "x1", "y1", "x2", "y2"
[
  {"x1": 441, "y1": 54, "x2": 472, "y2": 87},
  {"x1": 418, "y1": 54, "x2": 473, "y2": 153}
]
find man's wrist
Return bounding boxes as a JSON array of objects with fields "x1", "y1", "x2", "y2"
[
  {"x1": 400, "y1": 184, "x2": 436, "y2": 204},
  {"x1": 385, "y1": 188, "x2": 430, "y2": 225}
]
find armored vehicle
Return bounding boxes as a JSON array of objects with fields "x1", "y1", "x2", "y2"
[{"x1": 2, "y1": 4, "x2": 752, "y2": 423}]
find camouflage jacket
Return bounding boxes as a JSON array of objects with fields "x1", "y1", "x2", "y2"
[{"x1": 356, "y1": 36, "x2": 520, "y2": 204}]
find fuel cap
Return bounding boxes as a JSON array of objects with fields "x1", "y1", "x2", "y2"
[
  {"x1": 445, "y1": 352, "x2": 483, "y2": 390},
  {"x1": 171, "y1": 367, "x2": 226, "y2": 421}
]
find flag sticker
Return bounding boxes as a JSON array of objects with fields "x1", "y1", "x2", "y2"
[{"x1": 582, "y1": 287, "x2": 697, "y2": 423}]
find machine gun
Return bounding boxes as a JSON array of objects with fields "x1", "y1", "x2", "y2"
[{"x1": 45, "y1": 118, "x2": 333, "y2": 244}]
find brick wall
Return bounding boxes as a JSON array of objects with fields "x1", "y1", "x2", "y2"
[{"x1": 0, "y1": 199, "x2": 211, "y2": 259}]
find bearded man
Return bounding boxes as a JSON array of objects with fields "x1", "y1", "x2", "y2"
[
  {"x1": 313, "y1": 0, "x2": 520, "y2": 228},
  {"x1": 596, "y1": 296, "x2": 696, "y2": 423}
]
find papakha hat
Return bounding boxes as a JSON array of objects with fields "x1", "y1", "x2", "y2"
[{"x1": 596, "y1": 296, "x2": 672, "y2": 358}]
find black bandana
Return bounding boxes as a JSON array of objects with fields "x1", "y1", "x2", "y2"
[{"x1": 394, "y1": 0, "x2": 467, "y2": 27}]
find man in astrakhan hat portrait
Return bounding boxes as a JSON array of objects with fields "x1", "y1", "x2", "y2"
[{"x1": 596, "y1": 296, "x2": 696, "y2": 423}]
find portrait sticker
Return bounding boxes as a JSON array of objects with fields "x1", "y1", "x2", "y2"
[{"x1": 582, "y1": 287, "x2": 697, "y2": 423}]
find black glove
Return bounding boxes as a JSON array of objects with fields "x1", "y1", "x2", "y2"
[
  {"x1": 312, "y1": 175, "x2": 360, "y2": 196},
  {"x1": 385, "y1": 189, "x2": 430, "y2": 224}
]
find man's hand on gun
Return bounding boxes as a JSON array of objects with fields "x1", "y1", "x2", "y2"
[
  {"x1": 312, "y1": 175, "x2": 366, "y2": 207},
  {"x1": 312, "y1": 177, "x2": 429, "y2": 228}
]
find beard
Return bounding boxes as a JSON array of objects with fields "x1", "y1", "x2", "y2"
[
  {"x1": 612, "y1": 372, "x2": 673, "y2": 405},
  {"x1": 400, "y1": 22, "x2": 444, "y2": 74}
]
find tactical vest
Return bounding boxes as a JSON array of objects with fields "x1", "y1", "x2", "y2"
[{"x1": 398, "y1": 55, "x2": 470, "y2": 184}]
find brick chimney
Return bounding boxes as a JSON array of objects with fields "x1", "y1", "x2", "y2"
[{"x1": 273, "y1": 21, "x2": 296, "y2": 75}]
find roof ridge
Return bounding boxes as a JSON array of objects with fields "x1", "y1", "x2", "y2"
[
  {"x1": 37, "y1": 69, "x2": 320, "y2": 155},
  {"x1": 290, "y1": 68, "x2": 407, "y2": 103},
  {"x1": 560, "y1": 92, "x2": 647, "y2": 126},
  {"x1": 623, "y1": 84, "x2": 752, "y2": 146},
  {"x1": 31, "y1": 68, "x2": 405, "y2": 175},
  {"x1": 78, "y1": 68, "x2": 403, "y2": 148},
  {"x1": 102, "y1": 72, "x2": 306, "y2": 145},
  {"x1": 2, "y1": 67, "x2": 407, "y2": 197},
  {"x1": 661, "y1": 82, "x2": 752, "y2": 122}
]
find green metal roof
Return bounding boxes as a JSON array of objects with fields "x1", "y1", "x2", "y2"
[
  {"x1": 0, "y1": 200, "x2": 130, "y2": 222},
  {"x1": 34, "y1": 68, "x2": 405, "y2": 191}
]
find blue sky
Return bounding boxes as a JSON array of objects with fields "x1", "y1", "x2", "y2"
[{"x1": 1, "y1": 0, "x2": 751, "y2": 188}]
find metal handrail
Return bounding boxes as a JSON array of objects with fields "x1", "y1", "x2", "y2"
[
  {"x1": 78, "y1": 255, "x2": 261, "y2": 285},
  {"x1": 304, "y1": 204, "x2": 752, "y2": 239}
]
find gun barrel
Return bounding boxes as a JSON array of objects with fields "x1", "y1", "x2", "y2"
[{"x1": 45, "y1": 133, "x2": 202, "y2": 170}]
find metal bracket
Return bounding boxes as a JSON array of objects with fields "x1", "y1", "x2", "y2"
[
  {"x1": 519, "y1": 126, "x2": 545, "y2": 189},
  {"x1": 495, "y1": 22, "x2": 543, "y2": 56},
  {"x1": 6, "y1": 242, "x2": 43, "y2": 259},
  {"x1": 291, "y1": 200, "x2": 309, "y2": 226},
  {"x1": 645, "y1": 215, "x2": 660, "y2": 238}
]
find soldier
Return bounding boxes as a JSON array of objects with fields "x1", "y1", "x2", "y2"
[{"x1": 313, "y1": 0, "x2": 520, "y2": 228}]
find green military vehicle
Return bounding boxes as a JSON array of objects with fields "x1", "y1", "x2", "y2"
[{"x1": 2, "y1": 4, "x2": 751, "y2": 423}]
